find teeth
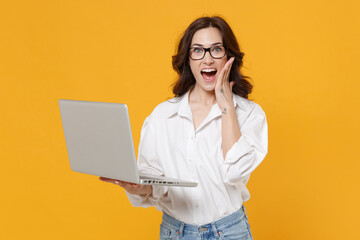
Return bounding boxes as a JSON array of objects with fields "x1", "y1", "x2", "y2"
[{"x1": 201, "y1": 69, "x2": 216, "y2": 73}]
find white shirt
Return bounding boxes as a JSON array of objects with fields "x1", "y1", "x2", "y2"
[{"x1": 126, "y1": 91, "x2": 268, "y2": 225}]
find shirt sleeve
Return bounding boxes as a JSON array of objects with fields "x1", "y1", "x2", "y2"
[
  {"x1": 220, "y1": 104, "x2": 268, "y2": 184},
  {"x1": 125, "y1": 114, "x2": 168, "y2": 207}
]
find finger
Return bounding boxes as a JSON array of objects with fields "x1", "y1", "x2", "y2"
[
  {"x1": 224, "y1": 57, "x2": 234, "y2": 73},
  {"x1": 216, "y1": 66, "x2": 225, "y2": 88},
  {"x1": 125, "y1": 182, "x2": 140, "y2": 187},
  {"x1": 99, "y1": 177, "x2": 124, "y2": 185},
  {"x1": 224, "y1": 58, "x2": 235, "y2": 83},
  {"x1": 115, "y1": 180, "x2": 132, "y2": 187},
  {"x1": 99, "y1": 177, "x2": 116, "y2": 183},
  {"x1": 118, "y1": 181, "x2": 138, "y2": 188},
  {"x1": 229, "y1": 57, "x2": 235, "y2": 64},
  {"x1": 217, "y1": 57, "x2": 234, "y2": 89}
]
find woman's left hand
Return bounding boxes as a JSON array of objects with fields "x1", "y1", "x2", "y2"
[
  {"x1": 215, "y1": 57, "x2": 235, "y2": 114},
  {"x1": 99, "y1": 177, "x2": 152, "y2": 195}
]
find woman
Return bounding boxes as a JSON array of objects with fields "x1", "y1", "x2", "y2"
[{"x1": 100, "y1": 16, "x2": 268, "y2": 240}]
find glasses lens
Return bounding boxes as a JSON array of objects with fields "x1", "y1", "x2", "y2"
[
  {"x1": 210, "y1": 46, "x2": 225, "y2": 58},
  {"x1": 190, "y1": 47, "x2": 204, "y2": 60},
  {"x1": 189, "y1": 46, "x2": 226, "y2": 60}
]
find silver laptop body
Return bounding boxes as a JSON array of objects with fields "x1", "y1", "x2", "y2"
[{"x1": 59, "y1": 99, "x2": 197, "y2": 187}]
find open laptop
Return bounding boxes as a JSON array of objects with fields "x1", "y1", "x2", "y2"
[{"x1": 59, "y1": 99, "x2": 197, "y2": 187}]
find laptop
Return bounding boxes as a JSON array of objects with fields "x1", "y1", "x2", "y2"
[{"x1": 59, "y1": 99, "x2": 197, "y2": 187}]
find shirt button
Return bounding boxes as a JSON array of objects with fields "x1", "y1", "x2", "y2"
[{"x1": 190, "y1": 135, "x2": 195, "y2": 140}]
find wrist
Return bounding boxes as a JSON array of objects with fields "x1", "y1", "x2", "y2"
[
  {"x1": 220, "y1": 104, "x2": 236, "y2": 116},
  {"x1": 143, "y1": 185, "x2": 152, "y2": 195}
]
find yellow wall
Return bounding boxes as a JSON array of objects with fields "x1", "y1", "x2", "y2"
[{"x1": 1, "y1": 0, "x2": 359, "y2": 239}]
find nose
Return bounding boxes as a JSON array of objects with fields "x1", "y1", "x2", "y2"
[{"x1": 203, "y1": 51, "x2": 214, "y2": 64}]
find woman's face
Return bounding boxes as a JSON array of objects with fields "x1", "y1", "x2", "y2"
[{"x1": 189, "y1": 27, "x2": 227, "y2": 93}]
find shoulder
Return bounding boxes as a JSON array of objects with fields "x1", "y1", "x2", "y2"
[
  {"x1": 147, "y1": 96, "x2": 183, "y2": 121},
  {"x1": 233, "y1": 94, "x2": 266, "y2": 118}
]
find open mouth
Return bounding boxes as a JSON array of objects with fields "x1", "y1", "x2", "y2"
[{"x1": 201, "y1": 68, "x2": 217, "y2": 81}]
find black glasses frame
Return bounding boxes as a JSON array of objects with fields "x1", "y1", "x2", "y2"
[{"x1": 189, "y1": 46, "x2": 227, "y2": 60}]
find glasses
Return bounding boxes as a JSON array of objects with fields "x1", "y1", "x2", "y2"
[{"x1": 189, "y1": 45, "x2": 226, "y2": 60}]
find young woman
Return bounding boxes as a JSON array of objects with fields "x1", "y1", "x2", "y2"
[{"x1": 100, "y1": 16, "x2": 268, "y2": 240}]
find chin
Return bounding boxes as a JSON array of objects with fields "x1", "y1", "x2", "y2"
[
  {"x1": 194, "y1": 76, "x2": 217, "y2": 92},
  {"x1": 201, "y1": 82, "x2": 216, "y2": 92}
]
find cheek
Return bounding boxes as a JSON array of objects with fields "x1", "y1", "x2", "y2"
[
  {"x1": 189, "y1": 62, "x2": 199, "y2": 77},
  {"x1": 218, "y1": 60, "x2": 227, "y2": 70}
]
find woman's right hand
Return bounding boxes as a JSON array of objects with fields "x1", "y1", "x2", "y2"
[{"x1": 99, "y1": 177, "x2": 152, "y2": 196}]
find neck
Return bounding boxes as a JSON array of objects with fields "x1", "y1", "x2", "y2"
[{"x1": 189, "y1": 84, "x2": 216, "y2": 106}]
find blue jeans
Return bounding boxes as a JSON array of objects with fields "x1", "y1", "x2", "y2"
[{"x1": 160, "y1": 206, "x2": 253, "y2": 240}]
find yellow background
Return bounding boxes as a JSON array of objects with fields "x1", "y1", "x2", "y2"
[{"x1": 1, "y1": 0, "x2": 359, "y2": 239}]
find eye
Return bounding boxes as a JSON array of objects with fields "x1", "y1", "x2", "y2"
[
  {"x1": 193, "y1": 47, "x2": 203, "y2": 53},
  {"x1": 212, "y1": 46, "x2": 222, "y2": 52}
]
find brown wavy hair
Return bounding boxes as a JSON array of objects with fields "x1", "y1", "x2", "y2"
[{"x1": 172, "y1": 16, "x2": 252, "y2": 99}]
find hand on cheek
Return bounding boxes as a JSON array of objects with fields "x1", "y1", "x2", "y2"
[{"x1": 215, "y1": 57, "x2": 235, "y2": 111}]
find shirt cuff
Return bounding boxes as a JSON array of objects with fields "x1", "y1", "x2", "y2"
[
  {"x1": 224, "y1": 135, "x2": 254, "y2": 164},
  {"x1": 125, "y1": 185, "x2": 168, "y2": 208},
  {"x1": 152, "y1": 185, "x2": 168, "y2": 199},
  {"x1": 125, "y1": 191, "x2": 153, "y2": 208}
]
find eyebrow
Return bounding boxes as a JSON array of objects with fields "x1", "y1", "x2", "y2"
[{"x1": 191, "y1": 42, "x2": 223, "y2": 47}]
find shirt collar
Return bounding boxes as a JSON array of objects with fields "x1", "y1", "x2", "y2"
[
  {"x1": 166, "y1": 90, "x2": 250, "y2": 119},
  {"x1": 232, "y1": 94, "x2": 250, "y2": 112},
  {"x1": 166, "y1": 91, "x2": 190, "y2": 118}
]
